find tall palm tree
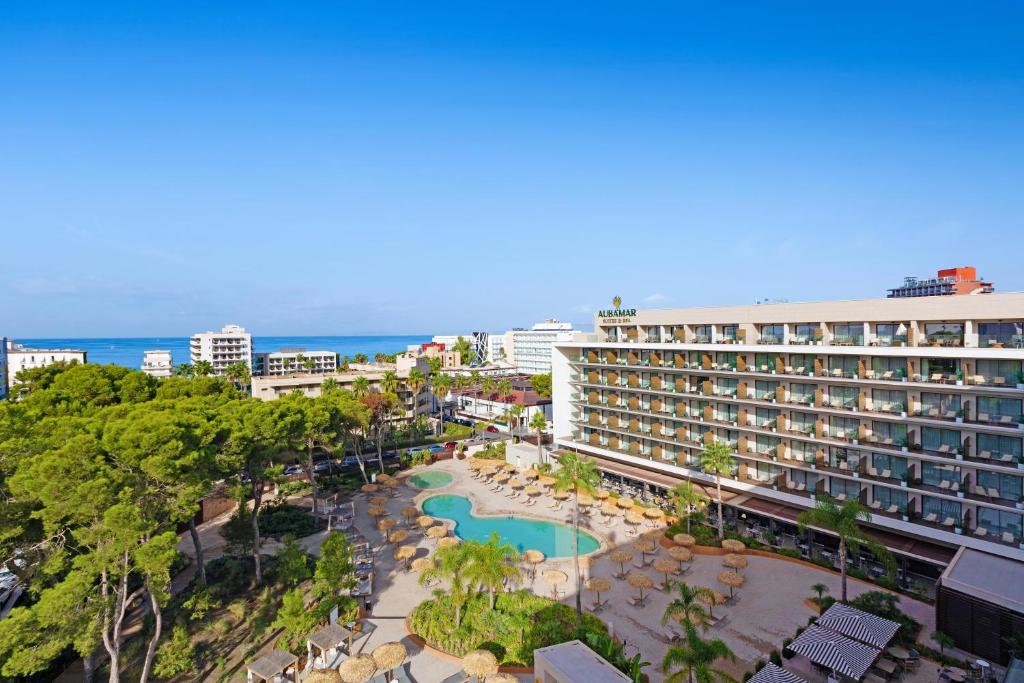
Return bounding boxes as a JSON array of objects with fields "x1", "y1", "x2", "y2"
[
  {"x1": 496, "y1": 378, "x2": 513, "y2": 403},
  {"x1": 529, "y1": 412, "x2": 548, "y2": 464},
  {"x1": 339, "y1": 355, "x2": 350, "y2": 371},
  {"x1": 663, "y1": 581, "x2": 716, "y2": 632},
  {"x1": 481, "y1": 377, "x2": 496, "y2": 414},
  {"x1": 700, "y1": 442, "x2": 735, "y2": 540},
  {"x1": 797, "y1": 495, "x2": 895, "y2": 601},
  {"x1": 420, "y1": 541, "x2": 474, "y2": 628},
  {"x1": 353, "y1": 353, "x2": 368, "y2": 364},
  {"x1": 431, "y1": 373, "x2": 452, "y2": 435},
  {"x1": 407, "y1": 368, "x2": 426, "y2": 397},
  {"x1": 553, "y1": 453, "x2": 600, "y2": 628},
  {"x1": 661, "y1": 627, "x2": 736, "y2": 683},
  {"x1": 321, "y1": 377, "x2": 339, "y2": 394},
  {"x1": 381, "y1": 370, "x2": 400, "y2": 396},
  {"x1": 225, "y1": 361, "x2": 251, "y2": 393},
  {"x1": 669, "y1": 481, "x2": 708, "y2": 534},
  {"x1": 351, "y1": 376, "x2": 371, "y2": 398},
  {"x1": 282, "y1": 357, "x2": 294, "y2": 375},
  {"x1": 303, "y1": 357, "x2": 316, "y2": 374},
  {"x1": 193, "y1": 360, "x2": 214, "y2": 377},
  {"x1": 464, "y1": 533, "x2": 521, "y2": 609},
  {"x1": 506, "y1": 404, "x2": 524, "y2": 441}
]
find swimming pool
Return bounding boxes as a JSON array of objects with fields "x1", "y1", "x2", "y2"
[
  {"x1": 406, "y1": 471, "x2": 454, "y2": 489},
  {"x1": 421, "y1": 494, "x2": 600, "y2": 558}
]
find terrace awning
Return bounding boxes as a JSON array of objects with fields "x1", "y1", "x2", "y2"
[
  {"x1": 748, "y1": 664, "x2": 809, "y2": 683},
  {"x1": 247, "y1": 650, "x2": 298, "y2": 682},
  {"x1": 816, "y1": 603, "x2": 900, "y2": 650},
  {"x1": 788, "y1": 625, "x2": 880, "y2": 680}
]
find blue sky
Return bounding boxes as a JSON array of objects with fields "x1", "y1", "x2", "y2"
[{"x1": 2, "y1": 2, "x2": 1022, "y2": 337}]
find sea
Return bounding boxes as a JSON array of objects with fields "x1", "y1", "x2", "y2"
[{"x1": 14, "y1": 336, "x2": 433, "y2": 370}]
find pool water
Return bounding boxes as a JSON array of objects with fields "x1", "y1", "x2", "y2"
[
  {"x1": 421, "y1": 494, "x2": 600, "y2": 558},
  {"x1": 406, "y1": 471, "x2": 454, "y2": 489}
]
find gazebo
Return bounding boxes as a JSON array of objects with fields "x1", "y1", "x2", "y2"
[
  {"x1": 788, "y1": 625, "x2": 881, "y2": 681},
  {"x1": 747, "y1": 663, "x2": 809, "y2": 683},
  {"x1": 247, "y1": 650, "x2": 299, "y2": 683},
  {"x1": 306, "y1": 622, "x2": 353, "y2": 670},
  {"x1": 816, "y1": 603, "x2": 901, "y2": 650}
]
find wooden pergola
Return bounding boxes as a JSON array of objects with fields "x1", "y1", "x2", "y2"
[
  {"x1": 307, "y1": 622, "x2": 353, "y2": 668},
  {"x1": 247, "y1": 649, "x2": 299, "y2": 683}
]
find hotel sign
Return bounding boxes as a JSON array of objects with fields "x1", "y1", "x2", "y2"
[{"x1": 598, "y1": 308, "x2": 637, "y2": 323}]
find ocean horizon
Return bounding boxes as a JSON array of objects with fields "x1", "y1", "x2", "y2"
[{"x1": 13, "y1": 335, "x2": 433, "y2": 370}]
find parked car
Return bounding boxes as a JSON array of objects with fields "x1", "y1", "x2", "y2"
[
  {"x1": 443, "y1": 441, "x2": 458, "y2": 449},
  {"x1": 313, "y1": 460, "x2": 344, "y2": 476},
  {"x1": 406, "y1": 446, "x2": 426, "y2": 454},
  {"x1": 283, "y1": 464, "x2": 304, "y2": 476},
  {"x1": 485, "y1": 425, "x2": 499, "y2": 433},
  {"x1": 382, "y1": 450, "x2": 401, "y2": 460},
  {"x1": 428, "y1": 444, "x2": 445, "y2": 453}
]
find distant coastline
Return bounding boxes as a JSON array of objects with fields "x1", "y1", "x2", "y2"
[{"x1": 14, "y1": 335, "x2": 433, "y2": 370}]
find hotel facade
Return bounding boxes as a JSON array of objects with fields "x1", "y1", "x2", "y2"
[{"x1": 551, "y1": 294, "x2": 1024, "y2": 576}]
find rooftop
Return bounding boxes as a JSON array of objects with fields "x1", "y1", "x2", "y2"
[
  {"x1": 535, "y1": 639, "x2": 632, "y2": 682},
  {"x1": 940, "y1": 547, "x2": 1024, "y2": 614}
]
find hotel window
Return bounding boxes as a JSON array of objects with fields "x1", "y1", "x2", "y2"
[
  {"x1": 760, "y1": 325, "x2": 784, "y2": 344},
  {"x1": 789, "y1": 354, "x2": 815, "y2": 374},
  {"x1": 749, "y1": 461, "x2": 778, "y2": 482},
  {"x1": 830, "y1": 447, "x2": 860, "y2": 470},
  {"x1": 976, "y1": 470, "x2": 1023, "y2": 501},
  {"x1": 830, "y1": 477, "x2": 860, "y2": 499},
  {"x1": 717, "y1": 352, "x2": 737, "y2": 370},
  {"x1": 829, "y1": 416, "x2": 859, "y2": 439},
  {"x1": 719, "y1": 404, "x2": 739, "y2": 423},
  {"x1": 832, "y1": 323, "x2": 864, "y2": 346},
  {"x1": 977, "y1": 396, "x2": 1022, "y2": 421},
  {"x1": 921, "y1": 427, "x2": 961, "y2": 452},
  {"x1": 828, "y1": 356, "x2": 858, "y2": 377},
  {"x1": 921, "y1": 462, "x2": 960, "y2": 487},
  {"x1": 791, "y1": 469, "x2": 819, "y2": 490},
  {"x1": 871, "y1": 453, "x2": 907, "y2": 479},
  {"x1": 976, "y1": 508, "x2": 1022, "y2": 539},
  {"x1": 754, "y1": 407, "x2": 779, "y2": 428},
  {"x1": 920, "y1": 496, "x2": 961, "y2": 523},
  {"x1": 791, "y1": 411, "x2": 816, "y2": 434},
  {"x1": 924, "y1": 322, "x2": 964, "y2": 346},
  {"x1": 645, "y1": 327, "x2": 661, "y2": 343},
  {"x1": 718, "y1": 378, "x2": 738, "y2": 397},
  {"x1": 829, "y1": 386, "x2": 858, "y2": 409},
  {"x1": 871, "y1": 356, "x2": 907, "y2": 379},
  {"x1": 755, "y1": 353, "x2": 773, "y2": 372},
  {"x1": 659, "y1": 446, "x2": 675, "y2": 462},
  {"x1": 978, "y1": 322, "x2": 1023, "y2": 348},
  {"x1": 871, "y1": 389, "x2": 906, "y2": 413},
  {"x1": 873, "y1": 486, "x2": 908, "y2": 512},
  {"x1": 793, "y1": 324, "x2": 816, "y2": 343},
  {"x1": 875, "y1": 323, "x2": 908, "y2": 346},
  {"x1": 792, "y1": 440, "x2": 817, "y2": 464},
  {"x1": 791, "y1": 383, "x2": 815, "y2": 405},
  {"x1": 871, "y1": 421, "x2": 906, "y2": 445},
  {"x1": 722, "y1": 429, "x2": 739, "y2": 448},
  {"x1": 755, "y1": 380, "x2": 779, "y2": 400},
  {"x1": 978, "y1": 434, "x2": 1022, "y2": 461},
  {"x1": 687, "y1": 351, "x2": 701, "y2": 367},
  {"x1": 976, "y1": 359, "x2": 1022, "y2": 385},
  {"x1": 920, "y1": 357, "x2": 958, "y2": 380},
  {"x1": 753, "y1": 435, "x2": 778, "y2": 455},
  {"x1": 721, "y1": 325, "x2": 738, "y2": 341},
  {"x1": 693, "y1": 325, "x2": 712, "y2": 343},
  {"x1": 920, "y1": 392, "x2": 960, "y2": 417}
]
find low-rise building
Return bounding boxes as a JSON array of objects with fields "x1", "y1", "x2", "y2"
[
  {"x1": 398, "y1": 343, "x2": 460, "y2": 371},
  {"x1": 534, "y1": 640, "x2": 631, "y2": 683},
  {"x1": 190, "y1": 324, "x2": 252, "y2": 375},
  {"x1": 141, "y1": 350, "x2": 174, "y2": 378},
  {"x1": 6, "y1": 339, "x2": 87, "y2": 388},
  {"x1": 252, "y1": 348, "x2": 338, "y2": 376},
  {"x1": 451, "y1": 374, "x2": 552, "y2": 430}
]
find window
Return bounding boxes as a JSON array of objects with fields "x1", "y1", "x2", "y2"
[
  {"x1": 693, "y1": 325, "x2": 712, "y2": 343},
  {"x1": 760, "y1": 325, "x2": 784, "y2": 343},
  {"x1": 920, "y1": 496, "x2": 962, "y2": 523},
  {"x1": 976, "y1": 359, "x2": 1022, "y2": 385},
  {"x1": 830, "y1": 477, "x2": 860, "y2": 499},
  {"x1": 924, "y1": 323, "x2": 964, "y2": 346},
  {"x1": 873, "y1": 486, "x2": 908, "y2": 512},
  {"x1": 829, "y1": 356, "x2": 858, "y2": 376},
  {"x1": 919, "y1": 392, "x2": 960, "y2": 417},
  {"x1": 721, "y1": 325, "x2": 738, "y2": 341},
  {"x1": 871, "y1": 453, "x2": 907, "y2": 479},
  {"x1": 921, "y1": 427, "x2": 961, "y2": 452},
  {"x1": 754, "y1": 407, "x2": 779, "y2": 428},
  {"x1": 977, "y1": 322, "x2": 1023, "y2": 348},
  {"x1": 976, "y1": 470, "x2": 1022, "y2": 501},
  {"x1": 871, "y1": 421, "x2": 906, "y2": 445},
  {"x1": 793, "y1": 324, "x2": 817, "y2": 342},
  {"x1": 875, "y1": 323, "x2": 908, "y2": 346},
  {"x1": 829, "y1": 416, "x2": 859, "y2": 439},
  {"x1": 978, "y1": 434, "x2": 1022, "y2": 461},
  {"x1": 718, "y1": 377, "x2": 737, "y2": 396},
  {"x1": 976, "y1": 508, "x2": 1022, "y2": 539},
  {"x1": 920, "y1": 357, "x2": 958, "y2": 380},
  {"x1": 719, "y1": 403, "x2": 739, "y2": 422},
  {"x1": 717, "y1": 352, "x2": 737, "y2": 369},
  {"x1": 871, "y1": 389, "x2": 907, "y2": 413},
  {"x1": 830, "y1": 447, "x2": 860, "y2": 470},
  {"x1": 829, "y1": 386, "x2": 858, "y2": 409},
  {"x1": 833, "y1": 323, "x2": 864, "y2": 345},
  {"x1": 755, "y1": 380, "x2": 779, "y2": 400},
  {"x1": 754, "y1": 353, "x2": 773, "y2": 371},
  {"x1": 871, "y1": 356, "x2": 906, "y2": 378},
  {"x1": 921, "y1": 462, "x2": 959, "y2": 487},
  {"x1": 790, "y1": 383, "x2": 816, "y2": 405},
  {"x1": 792, "y1": 440, "x2": 817, "y2": 463},
  {"x1": 789, "y1": 354, "x2": 815, "y2": 373},
  {"x1": 749, "y1": 461, "x2": 778, "y2": 482},
  {"x1": 791, "y1": 469, "x2": 820, "y2": 489},
  {"x1": 977, "y1": 396, "x2": 1022, "y2": 421},
  {"x1": 791, "y1": 411, "x2": 816, "y2": 434}
]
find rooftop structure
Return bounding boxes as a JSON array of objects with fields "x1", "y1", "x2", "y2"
[
  {"x1": 888, "y1": 267, "x2": 994, "y2": 298},
  {"x1": 533, "y1": 640, "x2": 632, "y2": 683}
]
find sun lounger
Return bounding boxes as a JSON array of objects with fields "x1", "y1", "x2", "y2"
[
  {"x1": 942, "y1": 517, "x2": 955, "y2": 527},
  {"x1": 870, "y1": 500, "x2": 881, "y2": 509},
  {"x1": 886, "y1": 505, "x2": 898, "y2": 514},
  {"x1": 882, "y1": 469, "x2": 891, "y2": 478},
  {"x1": 1000, "y1": 414, "x2": 1014, "y2": 424},
  {"x1": 978, "y1": 413, "x2": 990, "y2": 422},
  {"x1": 1003, "y1": 532, "x2": 1015, "y2": 544},
  {"x1": 924, "y1": 513, "x2": 937, "y2": 523},
  {"x1": 973, "y1": 527, "x2": 987, "y2": 537},
  {"x1": 882, "y1": 371, "x2": 894, "y2": 380},
  {"x1": 987, "y1": 487, "x2": 1000, "y2": 498},
  {"x1": 939, "y1": 480, "x2": 950, "y2": 489}
]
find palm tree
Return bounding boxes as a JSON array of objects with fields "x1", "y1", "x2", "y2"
[
  {"x1": 175, "y1": 363, "x2": 194, "y2": 377},
  {"x1": 351, "y1": 376, "x2": 371, "y2": 398},
  {"x1": 480, "y1": 377, "x2": 496, "y2": 414},
  {"x1": 496, "y1": 378, "x2": 513, "y2": 403},
  {"x1": 553, "y1": 453, "x2": 600, "y2": 628},
  {"x1": 193, "y1": 360, "x2": 214, "y2": 377},
  {"x1": 663, "y1": 581, "x2": 716, "y2": 632},
  {"x1": 295, "y1": 353, "x2": 307, "y2": 372},
  {"x1": 506, "y1": 404, "x2": 524, "y2": 441},
  {"x1": 797, "y1": 495, "x2": 895, "y2": 602},
  {"x1": 381, "y1": 370, "x2": 400, "y2": 395},
  {"x1": 700, "y1": 442, "x2": 735, "y2": 540},
  {"x1": 339, "y1": 356, "x2": 350, "y2": 371},
  {"x1": 407, "y1": 368, "x2": 426, "y2": 397},
  {"x1": 431, "y1": 373, "x2": 452, "y2": 435},
  {"x1": 321, "y1": 377, "x2": 339, "y2": 394},
  {"x1": 303, "y1": 357, "x2": 316, "y2": 374},
  {"x1": 529, "y1": 412, "x2": 548, "y2": 464},
  {"x1": 811, "y1": 582, "x2": 829, "y2": 607},
  {"x1": 282, "y1": 357, "x2": 294, "y2": 374},
  {"x1": 662, "y1": 627, "x2": 736, "y2": 683},
  {"x1": 669, "y1": 481, "x2": 707, "y2": 534},
  {"x1": 353, "y1": 353, "x2": 368, "y2": 364},
  {"x1": 225, "y1": 361, "x2": 251, "y2": 393},
  {"x1": 420, "y1": 541, "x2": 474, "y2": 628},
  {"x1": 464, "y1": 533, "x2": 521, "y2": 609}
]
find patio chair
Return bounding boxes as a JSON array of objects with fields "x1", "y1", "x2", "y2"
[
  {"x1": 978, "y1": 450, "x2": 992, "y2": 460},
  {"x1": 999, "y1": 414, "x2": 1014, "y2": 424},
  {"x1": 941, "y1": 517, "x2": 955, "y2": 527},
  {"x1": 930, "y1": 373, "x2": 943, "y2": 383},
  {"x1": 993, "y1": 376, "x2": 1006, "y2": 386},
  {"x1": 977, "y1": 413, "x2": 990, "y2": 422},
  {"x1": 973, "y1": 527, "x2": 988, "y2": 537},
  {"x1": 882, "y1": 371, "x2": 894, "y2": 380},
  {"x1": 927, "y1": 408, "x2": 940, "y2": 417},
  {"x1": 939, "y1": 480, "x2": 950, "y2": 490},
  {"x1": 987, "y1": 487, "x2": 1000, "y2": 498},
  {"x1": 1002, "y1": 532, "x2": 1015, "y2": 544},
  {"x1": 938, "y1": 444, "x2": 951, "y2": 454},
  {"x1": 886, "y1": 505, "x2": 898, "y2": 514},
  {"x1": 870, "y1": 500, "x2": 882, "y2": 510},
  {"x1": 924, "y1": 513, "x2": 937, "y2": 523},
  {"x1": 972, "y1": 485, "x2": 986, "y2": 496}
]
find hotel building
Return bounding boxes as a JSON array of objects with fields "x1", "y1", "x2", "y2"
[
  {"x1": 505, "y1": 319, "x2": 580, "y2": 375},
  {"x1": 141, "y1": 350, "x2": 174, "y2": 378},
  {"x1": 552, "y1": 295, "x2": 1024, "y2": 578},
  {"x1": 5, "y1": 339, "x2": 88, "y2": 391},
  {"x1": 0, "y1": 337, "x2": 7, "y2": 400},
  {"x1": 190, "y1": 324, "x2": 253, "y2": 375},
  {"x1": 252, "y1": 348, "x2": 338, "y2": 376}
]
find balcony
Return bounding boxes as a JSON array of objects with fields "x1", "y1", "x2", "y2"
[
  {"x1": 758, "y1": 335, "x2": 783, "y2": 345},
  {"x1": 831, "y1": 334, "x2": 865, "y2": 347},
  {"x1": 874, "y1": 334, "x2": 909, "y2": 348}
]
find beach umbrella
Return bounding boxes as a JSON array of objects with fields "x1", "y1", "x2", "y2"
[
  {"x1": 485, "y1": 674, "x2": 519, "y2": 683},
  {"x1": 522, "y1": 549, "x2": 545, "y2": 579},
  {"x1": 586, "y1": 577, "x2": 611, "y2": 605},
  {"x1": 508, "y1": 477, "x2": 526, "y2": 489},
  {"x1": 338, "y1": 653, "x2": 377, "y2": 683},
  {"x1": 609, "y1": 549, "x2": 633, "y2": 577},
  {"x1": 633, "y1": 537, "x2": 656, "y2": 564},
  {"x1": 643, "y1": 507, "x2": 665, "y2": 527},
  {"x1": 372, "y1": 642, "x2": 408, "y2": 677},
  {"x1": 538, "y1": 475, "x2": 556, "y2": 487},
  {"x1": 393, "y1": 544, "x2": 417, "y2": 568},
  {"x1": 723, "y1": 554, "x2": 748, "y2": 573},
  {"x1": 595, "y1": 489, "x2": 610, "y2": 500},
  {"x1": 502, "y1": 462, "x2": 517, "y2": 472},
  {"x1": 721, "y1": 539, "x2": 745, "y2": 553},
  {"x1": 493, "y1": 472, "x2": 510, "y2": 483},
  {"x1": 654, "y1": 558, "x2": 678, "y2": 587},
  {"x1": 383, "y1": 478, "x2": 400, "y2": 494},
  {"x1": 616, "y1": 497, "x2": 635, "y2": 509},
  {"x1": 673, "y1": 533, "x2": 696, "y2": 547},
  {"x1": 305, "y1": 669, "x2": 342, "y2": 683},
  {"x1": 627, "y1": 572, "x2": 654, "y2": 603},
  {"x1": 427, "y1": 525, "x2": 448, "y2": 541},
  {"x1": 667, "y1": 545, "x2": 693, "y2": 570},
  {"x1": 524, "y1": 468, "x2": 540, "y2": 479},
  {"x1": 553, "y1": 490, "x2": 570, "y2": 500},
  {"x1": 717, "y1": 570, "x2": 745, "y2": 597},
  {"x1": 577, "y1": 493, "x2": 595, "y2": 507},
  {"x1": 698, "y1": 590, "x2": 728, "y2": 618},
  {"x1": 625, "y1": 511, "x2": 644, "y2": 527},
  {"x1": 417, "y1": 515, "x2": 435, "y2": 529},
  {"x1": 377, "y1": 518, "x2": 396, "y2": 533},
  {"x1": 388, "y1": 529, "x2": 409, "y2": 545},
  {"x1": 437, "y1": 536, "x2": 460, "y2": 549},
  {"x1": 410, "y1": 557, "x2": 434, "y2": 573},
  {"x1": 370, "y1": 495, "x2": 389, "y2": 507},
  {"x1": 542, "y1": 569, "x2": 568, "y2": 600},
  {"x1": 400, "y1": 506, "x2": 419, "y2": 525},
  {"x1": 601, "y1": 502, "x2": 622, "y2": 518},
  {"x1": 361, "y1": 483, "x2": 380, "y2": 494},
  {"x1": 462, "y1": 649, "x2": 499, "y2": 681},
  {"x1": 523, "y1": 485, "x2": 541, "y2": 498},
  {"x1": 367, "y1": 506, "x2": 387, "y2": 518}
]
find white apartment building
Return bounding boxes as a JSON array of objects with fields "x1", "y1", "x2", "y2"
[
  {"x1": 190, "y1": 324, "x2": 253, "y2": 375},
  {"x1": 141, "y1": 350, "x2": 174, "y2": 378},
  {"x1": 5, "y1": 339, "x2": 88, "y2": 389},
  {"x1": 505, "y1": 319, "x2": 580, "y2": 375},
  {"x1": 252, "y1": 349, "x2": 338, "y2": 376},
  {"x1": 0, "y1": 338, "x2": 7, "y2": 400},
  {"x1": 486, "y1": 334, "x2": 507, "y2": 364}
]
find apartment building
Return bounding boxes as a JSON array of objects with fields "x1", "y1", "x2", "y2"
[
  {"x1": 141, "y1": 350, "x2": 174, "y2": 378},
  {"x1": 505, "y1": 319, "x2": 580, "y2": 375},
  {"x1": 190, "y1": 324, "x2": 253, "y2": 375},
  {"x1": 888, "y1": 267, "x2": 994, "y2": 298},
  {"x1": 0, "y1": 337, "x2": 7, "y2": 400},
  {"x1": 552, "y1": 295, "x2": 1024, "y2": 578},
  {"x1": 6, "y1": 339, "x2": 88, "y2": 389},
  {"x1": 252, "y1": 348, "x2": 338, "y2": 376}
]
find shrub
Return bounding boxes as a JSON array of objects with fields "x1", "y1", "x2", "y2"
[
  {"x1": 153, "y1": 623, "x2": 196, "y2": 679},
  {"x1": 777, "y1": 548, "x2": 802, "y2": 560},
  {"x1": 743, "y1": 673, "x2": 753, "y2": 682},
  {"x1": 258, "y1": 503, "x2": 315, "y2": 539},
  {"x1": 206, "y1": 556, "x2": 255, "y2": 599},
  {"x1": 274, "y1": 535, "x2": 311, "y2": 586},
  {"x1": 770, "y1": 649, "x2": 782, "y2": 665},
  {"x1": 819, "y1": 596, "x2": 837, "y2": 613}
]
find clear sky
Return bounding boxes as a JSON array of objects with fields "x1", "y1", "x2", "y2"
[{"x1": 2, "y1": 2, "x2": 1022, "y2": 337}]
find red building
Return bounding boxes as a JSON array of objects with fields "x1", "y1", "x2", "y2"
[{"x1": 887, "y1": 266, "x2": 993, "y2": 298}]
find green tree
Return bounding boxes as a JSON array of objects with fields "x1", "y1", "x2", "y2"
[
  {"x1": 797, "y1": 495, "x2": 895, "y2": 602},
  {"x1": 286, "y1": 393, "x2": 344, "y2": 522},
  {"x1": 463, "y1": 533, "x2": 521, "y2": 609},
  {"x1": 452, "y1": 336, "x2": 474, "y2": 365},
  {"x1": 700, "y1": 442, "x2": 735, "y2": 540},
  {"x1": 496, "y1": 378, "x2": 514, "y2": 404},
  {"x1": 321, "y1": 377, "x2": 339, "y2": 394},
  {"x1": 669, "y1": 481, "x2": 707, "y2": 534},
  {"x1": 661, "y1": 627, "x2": 736, "y2": 683},
  {"x1": 276, "y1": 535, "x2": 311, "y2": 586},
  {"x1": 481, "y1": 376, "x2": 496, "y2": 404},
  {"x1": 273, "y1": 588, "x2": 317, "y2": 650},
  {"x1": 407, "y1": 368, "x2": 426, "y2": 398},
  {"x1": 282, "y1": 357, "x2": 295, "y2": 374},
  {"x1": 553, "y1": 452, "x2": 600, "y2": 627},
  {"x1": 530, "y1": 372, "x2": 552, "y2": 398},
  {"x1": 175, "y1": 363, "x2": 194, "y2": 378},
  {"x1": 152, "y1": 623, "x2": 196, "y2": 679},
  {"x1": 351, "y1": 375, "x2": 371, "y2": 398},
  {"x1": 420, "y1": 541, "x2": 474, "y2": 628},
  {"x1": 313, "y1": 532, "x2": 357, "y2": 604},
  {"x1": 529, "y1": 411, "x2": 548, "y2": 464},
  {"x1": 931, "y1": 630, "x2": 955, "y2": 657},
  {"x1": 811, "y1": 582, "x2": 829, "y2": 606},
  {"x1": 663, "y1": 581, "x2": 716, "y2": 632},
  {"x1": 381, "y1": 370, "x2": 400, "y2": 395},
  {"x1": 431, "y1": 373, "x2": 452, "y2": 435},
  {"x1": 224, "y1": 361, "x2": 251, "y2": 393},
  {"x1": 193, "y1": 360, "x2": 214, "y2": 377},
  {"x1": 353, "y1": 353, "x2": 369, "y2": 364}
]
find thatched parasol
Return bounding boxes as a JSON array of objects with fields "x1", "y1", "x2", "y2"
[
  {"x1": 485, "y1": 674, "x2": 519, "y2": 683},
  {"x1": 361, "y1": 483, "x2": 380, "y2": 494},
  {"x1": 338, "y1": 653, "x2": 377, "y2": 683},
  {"x1": 653, "y1": 558, "x2": 678, "y2": 586},
  {"x1": 523, "y1": 485, "x2": 541, "y2": 497},
  {"x1": 367, "y1": 506, "x2": 387, "y2": 518},
  {"x1": 377, "y1": 518, "x2": 397, "y2": 533},
  {"x1": 426, "y1": 525, "x2": 448, "y2": 541},
  {"x1": 577, "y1": 493, "x2": 595, "y2": 506},
  {"x1": 538, "y1": 475, "x2": 556, "y2": 487},
  {"x1": 578, "y1": 555, "x2": 593, "y2": 571},
  {"x1": 673, "y1": 533, "x2": 696, "y2": 547},
  {"x1": 625, "y1": 511, "x2": 644, "y2": 527},
  {"x1": 721, "y1": 539, "x2": 745, "y2": 553},
  {"x1": 493, "y1": 472, "x2": 510, "y2": 483},
  {"x1": 305, "y1": 670, "x2": 342, "y2": 683},
  {"x1": 462, "y1": 649, "x2": 499, "y2": 679},
  {"x1": 370, "y1": 495, "x2": 389, "y2": 507},
  {"x1": 417, "y1": 515, "x2": 435, "y2": 529},
  {"x1": 400, "y1": 506, "x2": 419, "y2": 524},
  {"x1": 601, "y1": 502, "x2": 622, "y2": 517},
  {"x1": 522, "y1": 549, "x2": 545, "y2": 579},
  {"x1": 410, "y1": 557, "x2": 434, "y2": 573},
  {"x1": 723, "y1": 554, "x2": 748, "y2": 572},
  {"x1": 667, "y1": 545, "x2": 693, "y2": 570},
  {"x1": 616, "y1": 497, "x2": 635, "y2": 509},
  {"x1": 542, "y1": 569, "x2": 568, "y2": 600},
  {"x1": 586, "y1": 577, "x2": 611, "y2": 605},
  {"x1": 698, "y1": 589, "x2": 728, "y2": 618},
  {"x1": 627, "y1": 572, "x2": 654, "y2": 602},
  {"x1": 717, "y1": 570, "x2": 745, "y2": 597},
  {"x1": 633, "y1": 537, "x2": 656, "y2": 564},
  {"x1": 643, "y1": 508, "x2": 665, "y2": 526},
  {"x1": 437, "y1": 536, "x2": 459, "y2": 549},
  {"x1": 393, "y1": 544, "x2": 417, "y2": 567},
  {"x1": 524, "y1": 468, "x2": 540, "y2": 479},
  {"x1": 388, "y1": 529, "x2": 409, "y2": 545},
  {"x1": 553, "y1": 490, "x2": 569, "y2": 500},
  {"x1": 609, "y1": 549, "x2": 633, "y2": 577},
  {"x1": 595, "y1": 489, "x2": 610, "y2": 500},
  {"x1": 372, "y1": 641, "x2": 408, "y2": 675},
  {"x1": 508, "y1": 477, "x2": 526, "y2": 489}
]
